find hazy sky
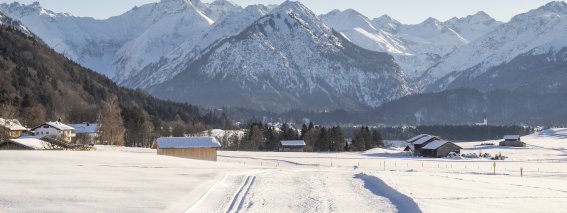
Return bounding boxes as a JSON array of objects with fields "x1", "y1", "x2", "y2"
[{"x1": 0, "y1": 0, "x2": 559, "y2": 23}]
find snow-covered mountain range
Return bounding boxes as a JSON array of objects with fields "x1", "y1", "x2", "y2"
[{"x1": 2, "y1": 0, "x2": 567, "y2": 112}]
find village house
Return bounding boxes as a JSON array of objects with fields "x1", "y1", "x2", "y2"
[
  {"x1": 69, "y1": 122, "x2": 99, "y2": 145},
  {"x1": 279, "y1": 140, "x2": 306, "y2": 152},
  {"x1": 0, "y1": 118, "x2": 28, "y2": 138},
  {"x1": 31, "y1": 121, "x2": 76, "y2": 143},
  {"x1": 156, "y1": 137, "x2": 221, "y2": 161},
  {"x1": 499, "y1": 135, "x2": 526, "y2": 147}
]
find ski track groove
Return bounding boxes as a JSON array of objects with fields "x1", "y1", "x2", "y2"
[{"x1": 227, "y1": 175, "x2": 256, "y2": 213}]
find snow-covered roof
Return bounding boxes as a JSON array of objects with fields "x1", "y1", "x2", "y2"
[
  {"x1": 504, "y1": 135, "x2": 521, "y2": 140},
  {"x1": 3, "y1": 138, "x2": 52, "y2": 150},
  {"x1": 69, "y1": 123, "x2": 98, "y2": 134},
  {"x1": 32, "y1": 121, "x2": 75, "y2": 131},
  {"x1": 406, "y1": 134, "x2": 428, "y2": 143},
  {"x1": 413, "y1": 135, "x2": 438, "y2": 145},
  {"x1": 422, "y1": 140, "x2": 449, "y2": 150},
  {"x1": 280, "y1": 140, "x2": 306, "y2": 146},
  {"x1": 156, "y1": 137, "x2": 221, "y2": 148},
  {"x1": 0, "y1": 118, "x2": 27, "y2": 131}
]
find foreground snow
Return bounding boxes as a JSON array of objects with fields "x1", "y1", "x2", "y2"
[{"x1": 2, "y1": 129, "x2": 567, "y2": 212}]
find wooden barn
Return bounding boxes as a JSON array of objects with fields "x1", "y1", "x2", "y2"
[
  {"x1": 156, "y1": 137, "x2": 221, "y2": 161},
  {"x1": 499, "y1": 135, "x2": 526, "y2": 147},
  {"x1": 0, "y1": 138, "x2": 57, "y2": 150},
  {"x1": 419, "y1": 140, "x2": 462, "y2": 158},
  {"x1": 279, "y1": 140, "x2": 306, "y2": 152},
  {"x1": 404, "y1": 134, "x2": 440, "y2": 156}
]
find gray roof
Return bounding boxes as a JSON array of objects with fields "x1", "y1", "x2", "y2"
[
  {"x1": 69, "y1": 123, "x2": 98, "y2": 134},
  {"x1": 280, "y1": 140, "x2": 306, "y2": 146},
  {"x1": 407, "y1": 134, "x2": 428, "y2": 143},
  {"x1": 422, "y1": 140, "x2": 461, "y2": 150},
  {"x1": 413, "y1": 135, "x2": 438, "y2": 145},
  {"x1": 156, "y1": 137, "x2": 221, "y2": 148},
  {"x1": 504, "y1": 135, "x2": 521, "y2": 140}
]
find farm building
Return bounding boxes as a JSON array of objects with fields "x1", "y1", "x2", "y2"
[
  {"x1": 69, "y1": 122, "x2": 99, "y2": 145},
  {"x1": 156, "y1": 137, "x2": 221, "y2": 161},
  {"x1": 279, "y1": 140, "x2": 306, "y2": 152},
  {"x1": 0, "y1": 138, "x2": 58, "y2": 150},
  {"x1": 31, "y1": 121, "x2": 76, "y2": 143},
  {"x1": 499, "y1": 135, "x2": 526, "y2": 147},
  {"x1": 419, "y1": 140, "x2": 462, "y2": 158},
  {"x1": 0, "y1": 118, "x2": 28, "y2": 138},
  {"x1": 404, "y1": 134, "x2": 440, "y2": 155}
]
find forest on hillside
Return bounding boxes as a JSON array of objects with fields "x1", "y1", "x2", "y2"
[{"x1": 0, "y1": 25, "x2": 234, "y2": 146}]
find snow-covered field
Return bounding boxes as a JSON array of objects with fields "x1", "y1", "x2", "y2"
[{"x1": 2, "y1": 129, "x2": 567, "y2": 212}]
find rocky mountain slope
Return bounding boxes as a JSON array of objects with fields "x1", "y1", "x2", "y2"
[{"x1": 144, "y1": 1, "x2": 413, "y2": 112}]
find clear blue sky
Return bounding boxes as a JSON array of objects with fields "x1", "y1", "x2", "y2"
[{"x1": 0, "y1": 0, "x2": 559, "y2": 23}]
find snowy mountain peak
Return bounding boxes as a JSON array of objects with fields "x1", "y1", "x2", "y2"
[
  {"x1": 447, "y1": 11, "x2": 496, "y2": 24},
  {"x1": 372, "y1": 15, "x2": 401, "y2": 32},
  {"x1": 419, "y1": 17, "x2": 444, "y2": 29},
  {"x1": 539, "y1": 1, "x2": 567, "y2": 13},
  {"x1": 0, "y1": 1, "x2": 58, "y2": 17}
]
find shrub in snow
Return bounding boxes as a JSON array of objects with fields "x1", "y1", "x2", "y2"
[{"x1": 462, "y1": 153, "x2": 479, "y2": 158}]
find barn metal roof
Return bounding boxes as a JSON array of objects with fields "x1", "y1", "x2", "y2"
[
  {"x1": 422, "y1": 140, "x2": 461, "y2": 150},
  {"x1": 413, "y1": 135, "x2": 438, "y2": 145},
  {"x1": 156, "y1": 137, "x2": 221, "y2": 148},
  {"x1": 504, "y1": 135, "x2": 521, "y2": 140},
  {"x1": 280, "y1": 140, "x2": 306, "y2": 146},
  {"x1": 406, "y1": 134, "x2": 428, "y2": 143}
]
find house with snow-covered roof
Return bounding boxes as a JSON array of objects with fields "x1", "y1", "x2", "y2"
[
  {"x1": 30, "y1": 121, "x2": 76, "y2": 143},
  {"x1": 156, "y1": 137, "x2": 221, "y2": 161},
  {"x1": 499, "y1": 135, "x2": 526, "y2": 147},
  {"x1": 404, "y1": 134, "x2": 461, "y2": 157},
  {"x1": 420, "y1": 140, "x2": 462, "y2": 158},
  {"x1": 279, "y1": 140, "x2": 306, "y2": 152},
  {"x1": 69, "y1": 122, "x2": 99, "y2": 145},
  {"x1": 404, "y1": 134, "x2": 440, "y2": 155},
  {"x1": 0, "y1": 118, "x2": 28, "y2": 138}
]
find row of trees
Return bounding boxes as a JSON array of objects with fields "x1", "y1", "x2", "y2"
[{"x1": 223, "y1": 122, "x2": 384, "y2": 152}]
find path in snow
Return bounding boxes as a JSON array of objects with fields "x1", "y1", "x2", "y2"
[{"x1": 188, "y1": 168, "x2": 401, "y2": 213}]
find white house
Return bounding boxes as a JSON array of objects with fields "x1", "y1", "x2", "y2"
[
  {"x1": 31, "y1": 121, "x2": 76, "y2": 143},
  {"x1": 69, "y1": 122, "x2": 99, "y2": 145}
]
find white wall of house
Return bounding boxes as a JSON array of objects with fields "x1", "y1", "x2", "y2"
[{"x1": 33, "y1": 125, "x2": 75, "y2": 142}]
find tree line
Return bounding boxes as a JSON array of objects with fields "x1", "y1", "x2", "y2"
[{"x1": 222, "y1": 122, "x2": 384, "y2": 152}]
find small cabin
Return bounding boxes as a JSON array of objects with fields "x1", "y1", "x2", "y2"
[
  {"x1": 279, "y1": 140, "x2": 306, "y2": 152},
  {"x1": 0, "y1": 118, "x2": 28, "y2": 138},
  {"x1": 156, "y1": 137, "x2": 221, "y2": 161},
  {"x1": 419, "y1": 140, "x2": 462, "y2": 158},
  {"x1": 499, "y1": 135, "x2": 526, "y2": 147}
]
